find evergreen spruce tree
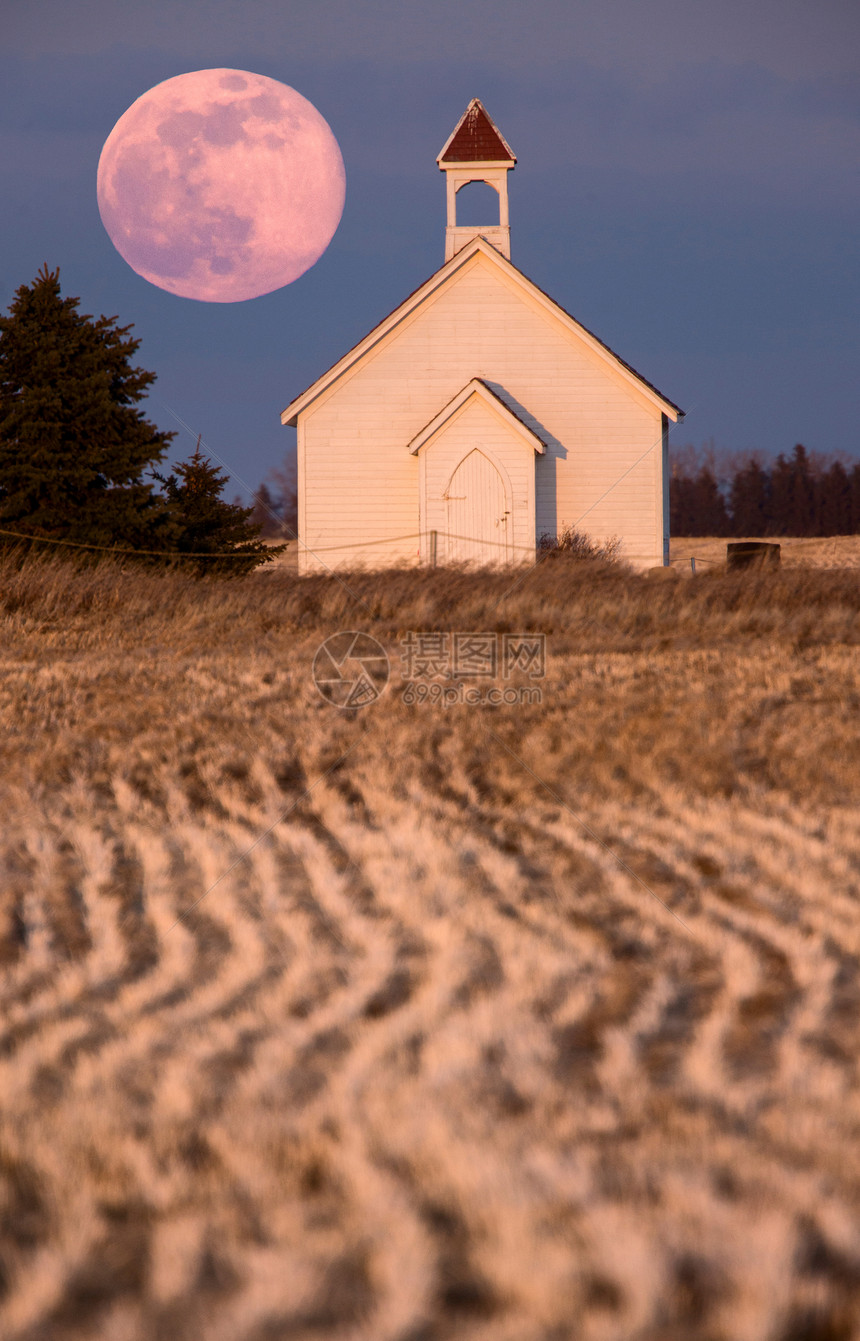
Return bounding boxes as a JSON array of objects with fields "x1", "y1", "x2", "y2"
[
  {"x1": 769, "y1": 454, "x2": 792, "y2": 533},
  {"x1": 850, "y1": 464, "x2": 860, "y2": 534},
  {"x1": 156, "y1": 440, "x2": 282, "y2": 575},
  {"x1": 789, "y1": 444, "x2": 816, "y2": 536},
  {"x1": 669, "y1": 470, "x2": 698, "y2": 535},
  {"x1": 689, "y1": 466, "x2": 730, "y2": 536},
  {"x1": 730, "y1": 459, "x2": 771, "y2": 536},
  {"x1": 0, "y1": 265, "x2": 174, "y2": 549},
  {"x1": 770, "y1": 445, "x2": 816, "y2": 535},
  {"x1": 816, "y1": 461, "x2": 852, "y2": 536}
]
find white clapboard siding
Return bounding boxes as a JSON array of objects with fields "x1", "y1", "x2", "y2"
[{"x1": 292, "y1": 242, "x2": 672, "y2": 572}]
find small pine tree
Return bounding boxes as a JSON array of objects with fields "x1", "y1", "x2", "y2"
[
  {"x1": 850, "y1": 464, "x2": 860, "y2": 534},
  {"x1": 156, "y1": 440, "x2": 282, "y2": 575},
  {"x1": 669, "y1": 468, "x2": 699, "y2": 535},
  {"x1": 730, "y1": 459, "x2": 771, "y2": 536},
  {"x1": 0, "y1": 265, "x2": 174, "y2": 550},
  {"x1": 770, "y1": 445, "x2": 816, "y2": 536},
  {"x1": 689, "y1": 466, "x2": 730, "y2": 536},
  {"x1": 816, "y1": 461, "x2": 852, "y2": 536}
]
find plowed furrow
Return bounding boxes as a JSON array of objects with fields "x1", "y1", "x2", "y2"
[{"x1": 3, "y1": 711, "x2": 860, "y2": 1341}]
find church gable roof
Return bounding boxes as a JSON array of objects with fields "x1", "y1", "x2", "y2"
[
  {"x1": 408, "y1": 379, "x2": 547, "y2": 456},
  {"x1": 437, "y1": 98, "x2": 516, "y2": 164},
  {"x1": 280, "y1": 236, "x2": 683, "y2": 426}
]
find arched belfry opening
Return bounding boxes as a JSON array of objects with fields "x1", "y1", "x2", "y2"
[
  {"x1": 437, "y1": 98, "x2": 516, "y2": 262},
  {"x1": 454, "y1": 179, "x2": 502, "y2": 227}
]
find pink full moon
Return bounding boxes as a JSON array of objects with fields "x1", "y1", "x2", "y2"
[{"x1": 97, "y1": 70, "x2": 346, "y2": 302}]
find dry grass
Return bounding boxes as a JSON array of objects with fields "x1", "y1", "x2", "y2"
[
  {"x1": 2, "y1": 546, "x2": 860, "y2": 1339},
  {"x1": 672, "y1": 532, "x2": 860, "y2": 570}
]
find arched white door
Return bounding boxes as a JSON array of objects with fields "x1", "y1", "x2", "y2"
[{"x1": 444, "y1": 449, "x2": 511, "y2": 565}]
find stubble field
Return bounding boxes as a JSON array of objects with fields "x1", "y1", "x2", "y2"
[{"x1": 2, "y1": 548, "x2": 860, "y2": 1340}]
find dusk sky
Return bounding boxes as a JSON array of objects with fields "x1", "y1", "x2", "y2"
[{"x1": 3, "y1": 0, "x2": 858, "y2": 497}]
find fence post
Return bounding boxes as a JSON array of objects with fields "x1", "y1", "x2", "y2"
[
  {"x1": 690, "y1": 556, "x2": 696, "y2": 574},
  {"x1": 430, "y1": 530, "x2": 437, "y2": 568}
]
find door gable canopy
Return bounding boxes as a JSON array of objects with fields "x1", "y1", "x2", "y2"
[{"x1": 408, "y1": 378, "x2": 546, "y2": 456}]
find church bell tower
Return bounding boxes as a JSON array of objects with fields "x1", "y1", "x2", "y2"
[{"x1": 437, "y1": 98, "x2": 516, "y2": 262}]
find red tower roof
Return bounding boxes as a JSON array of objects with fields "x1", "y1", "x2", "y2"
[{"x1": 437, "y1": 98, "x2": 516, "y2": 164}]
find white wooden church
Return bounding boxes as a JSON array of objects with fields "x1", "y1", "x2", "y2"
[{"x1": 281, "y1": 100, "x2": 683, "y2": 572}]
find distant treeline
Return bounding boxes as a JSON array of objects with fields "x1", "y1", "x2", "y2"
[{"x1": 671, "y1": 443, "x2": 860, "y2": 537}]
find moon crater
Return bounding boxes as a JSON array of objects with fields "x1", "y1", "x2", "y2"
[{"x1": 97, "y1": 69, "x2": 346, "y2": 302}]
